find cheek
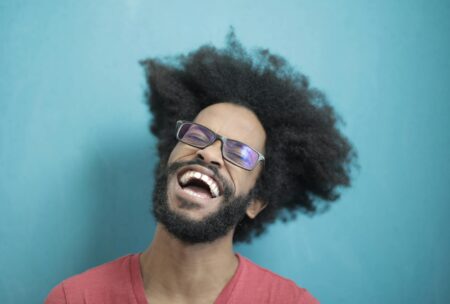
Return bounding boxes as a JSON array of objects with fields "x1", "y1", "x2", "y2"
[
  {"x1": 167, "y1": 143, "x2": 184, "y2": 163},
  {"x1": 229, "y1": 168, "x2": 260, "y2": 196},
  {"x1": 168, "y1": 143, "x2": 198, "y2": 164}
]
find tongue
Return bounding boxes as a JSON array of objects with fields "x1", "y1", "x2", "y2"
[{"x1": 184, "y1": 185, "x2": 212, "y2": 198}]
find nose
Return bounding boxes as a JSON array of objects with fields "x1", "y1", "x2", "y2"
[{"x1": 196, "y1": 140, "x2": 224, "y2": 168}]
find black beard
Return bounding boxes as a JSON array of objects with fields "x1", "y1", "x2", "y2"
[{"x1": 152, "y1": 159, "x2": 253, "y2": 244}]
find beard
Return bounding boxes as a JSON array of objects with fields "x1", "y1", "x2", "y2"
[{"x1": 152, "y1": 159, "x2": 253, "y2": 244}]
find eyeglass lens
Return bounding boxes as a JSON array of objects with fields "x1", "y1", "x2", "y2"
[{"x1": 177, "y1": 122, "x2": 259, "y2": 170}]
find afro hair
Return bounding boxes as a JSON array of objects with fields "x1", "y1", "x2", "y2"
[{"x1": 140, "y1": 30, "x2": 358, "y2": 243}]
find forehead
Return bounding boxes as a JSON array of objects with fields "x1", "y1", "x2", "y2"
[{"x1": 193, "y1": 102, "x2": 266, "y2": 152}]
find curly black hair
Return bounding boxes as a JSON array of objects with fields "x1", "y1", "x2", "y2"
[{"x1": 140, "y1": 30, "x2": 358, "y2": 243}]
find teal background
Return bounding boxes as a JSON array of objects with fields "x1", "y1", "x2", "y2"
[{"x1": 1, "y1": 1, "x2": 449, "y2": 303}]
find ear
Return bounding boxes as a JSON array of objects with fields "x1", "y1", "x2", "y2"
[{"x1": 245, "y1": 199, "x2": 267, "y2": 219}]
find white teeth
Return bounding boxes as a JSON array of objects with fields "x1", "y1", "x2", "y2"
[
  {"x1": 178, "y1": 170, "x2": 220, "y2": 198},
  {"x1": 185, "y1": 188, "x2": 205, "y2": 198},
  {"x1": 211, "y1": 184, "x2": 219, "y2": 197},
  {"x1": 179, "y1": 172, "x2": 190, "y2": 185}
]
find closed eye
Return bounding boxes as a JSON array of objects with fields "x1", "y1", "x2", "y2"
[
  {"x1": 227, "y1": 150, "x2": 247, "y2": 160},
  {"x1": 185, "y1": 133, "x2": 209, "y2": 142}
]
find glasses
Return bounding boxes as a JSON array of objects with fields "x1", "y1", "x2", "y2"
[{"x1": 175, "y1": 120, "x2": 265, "y2": 171}]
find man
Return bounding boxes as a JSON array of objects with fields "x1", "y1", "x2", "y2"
[{"x1": 46, "y1": 32, "x2": 356, "y2": 304}]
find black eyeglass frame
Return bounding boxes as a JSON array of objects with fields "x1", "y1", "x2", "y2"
[{"x1": 175, "y1": 120, "x2": 265, "y2": 171}]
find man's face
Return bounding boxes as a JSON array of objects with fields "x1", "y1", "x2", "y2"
[{"x1": 152, "y1": 102, "x2": 266, "y2": 244}]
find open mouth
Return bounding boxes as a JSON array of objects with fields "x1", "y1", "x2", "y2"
[{"x1": 177, "y1": 169, "x2": 222, "y2": 199}]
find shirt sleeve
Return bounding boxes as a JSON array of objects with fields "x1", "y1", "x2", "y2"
[{"x1": 44, "y1": 282, "x2": 67, "y2": 304}]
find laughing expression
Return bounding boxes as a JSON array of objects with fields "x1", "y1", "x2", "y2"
[{"x1": 153, "y1": 102, "x2": 266, "y2": 243}]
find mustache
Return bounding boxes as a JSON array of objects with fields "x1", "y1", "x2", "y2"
[{"x1": 166, "y1": 159, "x2": 234, "y2": 197}]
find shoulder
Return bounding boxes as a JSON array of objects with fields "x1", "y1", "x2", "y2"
[
  {"x1": 60, "y1": 254, "x2": 134, "y2": 290},
  {"x1": 45, "y1": 254, "x2": 135, "y2": 304},
  {"x1": 235, "y1": 254, "x2": 320, "y2": 304}
]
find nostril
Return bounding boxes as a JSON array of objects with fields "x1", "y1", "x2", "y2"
[
  {"x1": 196, "y1": 152, "x2": 221, "y2": 167},
  {"x1": 196, "y1": 142, "x2": 223, "y2": 167}
]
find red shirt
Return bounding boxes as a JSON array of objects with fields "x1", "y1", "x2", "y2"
[{"x1": 45, "y1": 253, "x2": 319, "y2": 304}]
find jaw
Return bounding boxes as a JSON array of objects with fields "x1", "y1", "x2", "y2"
[{"x1": 154, "y1": 223, "x2": 236, "y2": 249}]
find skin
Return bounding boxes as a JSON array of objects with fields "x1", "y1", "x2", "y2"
[{"x1": 140, "y1": 102, "x2": 267, "y2": 304}]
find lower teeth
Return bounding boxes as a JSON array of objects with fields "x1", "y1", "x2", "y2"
[{"x1": 183, "y1": 187, "x2": 212, "y2": 198}]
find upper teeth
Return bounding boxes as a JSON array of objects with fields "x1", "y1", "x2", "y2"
[{"x1": 179, "y1": 170, "x2": 220, "y2": 198}]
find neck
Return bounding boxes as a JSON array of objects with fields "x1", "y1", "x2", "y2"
[{"x1": 139, "y1": 224, "x2": 239, "y2": 303}]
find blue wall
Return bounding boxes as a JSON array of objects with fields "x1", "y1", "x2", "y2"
[{"x1": 1, "y1": 1, "x2": 449, "y2": 303}]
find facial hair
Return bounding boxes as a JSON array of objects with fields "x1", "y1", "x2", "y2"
[{"x1": 152, "y1": 159, "x2": 253, "y2": 244}]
